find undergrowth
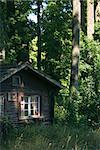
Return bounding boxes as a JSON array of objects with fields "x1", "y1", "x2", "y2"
[{"x1": 0, "y1": 123, "x2": 100, "y2": 150}]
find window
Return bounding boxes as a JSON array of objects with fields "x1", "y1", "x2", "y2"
[
  {"x1": 0, "y1": 54, "x2": 3, "y2": 59},
  {"x1": 12, "y1": 76, "x2": 21, "y2": 86},
  {"x1": 20, "y1": 95, "x2": 40, "y2": 119},
  {"x1": 8, "y1": 92, "x2": 17, "y2": 101},
  {"x1": 0, "y1": 49, "x2": 5, "y2": 61},
  {"x1": 0, "y1": 95, "x2": 4, "y2": 116}
]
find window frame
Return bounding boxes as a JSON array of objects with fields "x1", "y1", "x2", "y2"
[
  {"x1": 20, "y1": 95, "x2": 40, "y2": 119},
  {"x1": 7, "y1": 92, "x2": 17, "y2": 101},
  {"x1": 12, "y1": 76, "x2": 21, "y2": 86}
]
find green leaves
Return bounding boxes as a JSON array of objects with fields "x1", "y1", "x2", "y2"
[
  {"x1": 41, "y1": 0, "x2": 72, "y2": 80},
  {"x1": 4, "y1": 0, "x2": 34, "y2": 63},
  {"x1": 78, "y1": 29, "x2": 100, "y2": 127},
  {"x1": 0, "y1": 0, "x2": 99, "y2": 128}
]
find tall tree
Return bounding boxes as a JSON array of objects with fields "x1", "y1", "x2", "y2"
[
  {"x1": 0, "y1": 1, "x2": 5, "y2": 49},
  {"x1": 0, "y1": 1, "x2": 6, "y2": 62},
  {"x1": 79, "y1": 0, "x2": 100, "y2": 127},
  {"x1": 94, "y1": 0, "x2": 100, "y2": 41},
  {"x1": 80, "y1": 0, "x2": 87, "y2": 33},
  {"x1": 6, "y1": 0, "x2": 15, "y2": 38},
  {"x1": 87, "y1": 0, "x2": 94, "y2": 39},
  {"x1": 70, "y1": 0, "x2": 81, "y2": 92},
  {"x1": 42, "y1": 0, "x2": 72, "y2": 80},
  {"x1": 37, "y1": 0, "x2": 42, "y2": 70},
  {"x1": 95, "y1": 0, "x2": 100, "y2": 21},
  {"x1": 5, "y1": 0, "x2": 33, "y2": 63}
]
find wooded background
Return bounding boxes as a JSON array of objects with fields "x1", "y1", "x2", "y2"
[{"x1": 0, "y1": 0, "x2": 100, "y2": 128}]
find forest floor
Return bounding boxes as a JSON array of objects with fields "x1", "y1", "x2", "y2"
[{"x1": 0, "y1": 124, "x2": 100, "y2": 150}]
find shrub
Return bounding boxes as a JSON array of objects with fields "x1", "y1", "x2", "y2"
[{"x1": 0, "y1": 117, "x2": 17, "y2": 144}]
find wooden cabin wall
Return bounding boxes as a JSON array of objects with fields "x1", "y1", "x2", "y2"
[{"x1": 0, "y1": 69, "x2": 56, "y2": 124}]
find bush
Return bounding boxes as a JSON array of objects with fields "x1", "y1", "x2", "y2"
[{"x1": 0, "y1": 117, "x2": 17, "y2": 145}]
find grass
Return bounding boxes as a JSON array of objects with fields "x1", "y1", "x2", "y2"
[{"x1": 0, "y1": 124, "x2": 100, "y2": 150}]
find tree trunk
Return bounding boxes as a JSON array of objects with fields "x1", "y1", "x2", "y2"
[
  {"x1": 95, "y1": 0, "x2": 100, "y2": 22},
  {"x1": 0, "y1": 1, "x2": 5, "y2": 48},
  {"x1": 6, "y1": 0, "x2": 15, "y2": 38},
  {"x1": 0, "y1": 1, "x2": 6, "y2": 62},
  {"x1": 70, "y1": 0, "x2": 81, "y2": 92},
  {"x1": 87, "y1": 0, "x2": 94, "y2": 39},
  {"x1": 80, "y1": 0, "x2": 86, "y2": 33},
  {"x1": 37, "y1": 0, "x2": 41, "y2": 70}
]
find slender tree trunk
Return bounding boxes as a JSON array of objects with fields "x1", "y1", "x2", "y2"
[
  {"x1": 80, "y1": 0, "x2": 86, "y2": 33},
  {"x1": 0, "y1": 1, "x2": 5, "y2": 48},
  {"x1": 95, "y1": 0, "x2": 100, "y2": 22},
  {"x1": 37, "y1": 0, "x2": 41, "y2": 70},
  {"x1": 87, "y1": 0, "x2": 94, "y2": 39},
  {"x1": 6, "y1": 0, "x2": 15, "y2": 38},
  {"x1": 0, "y1": 1, "x2": 6, "y2": 62},
  {"x1": 70, "y1": 0, "x2": 81, "y2": 93}
]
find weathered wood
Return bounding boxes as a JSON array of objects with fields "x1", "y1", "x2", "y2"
[
  {"x1": 0, "y1": 66, "x2": 58, "y2": 124},
  {"x1": 0, "y1": 62, "x2": 62, "y2": 89}
]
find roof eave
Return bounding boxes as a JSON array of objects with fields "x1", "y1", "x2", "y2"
[{"x1": 0, "y1": 63, "x2": 63, "y2": 89}]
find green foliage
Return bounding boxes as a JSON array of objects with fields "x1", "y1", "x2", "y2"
[
  {"x1": 41, "y1": 0, "x2": 72, "y2": 80},
  {"x1": 78, "y1": 32, "x2": 100, "y2": 127},
  {"x1": 0, "y1": 0, "x2": 100, "y2": 129},
  {"x1": 0, "y1": 117, "x2": 17, "y2": 143},
  {"x1": 94, "y1": 22, "x2": 100, "y2": 42},
  {"x1": 54, "y1": 28, "x2": 100, "y2": 127},
  {"x1": 54, "y1": 102, "x2": 68, "y2": 123},
  {"x1": 2, "y1": 0, "x2": 34, "y2": 63},
  {"x1": 29, "y1": 37, "x2": 46, "y2": 68}
]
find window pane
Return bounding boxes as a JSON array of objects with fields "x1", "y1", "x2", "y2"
[
  {"x1": 31, "y1": 109, "x2": 34, "y2": 115},
  {"x1": 36, "y1": 97, "x2": 38, "y2": 103},
  {"x1": 31, "y1": 103, "x2": 34, "y2": 109},
  {"x1": 15, "y1": 78, "x2": 19, "y2": 84},
  {"x1": 31, "y1": 96, "x2": 35, "y2": 102},
  {"x1": 8, "y1": 93, "x2": 12, "y2": 101},
  {"x1": 35, "y1": 102, "x2": 38, "y2": 109},
  {"x1": 24, "y1": 97, "x2": 28, "y2": 103},
  {"x1": 25, "y1": 104, "x2": 28, "y2": 109},
  {"x1": 13, "y1": 76, "x2": 21, "y2": 85},
  {"x1": 35, "y1": 110, "x2": 38, "y2": 115},
  {"x1": 21, "y1": 111, "x2": 25, "y2": 117},
  {"x1": 25, "y1": 111, "x2": 28, "y2": 116}
]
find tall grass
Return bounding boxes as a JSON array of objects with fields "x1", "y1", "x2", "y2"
[{"x1": 0, "y1": 124, "x2": 100, "y2": 150}]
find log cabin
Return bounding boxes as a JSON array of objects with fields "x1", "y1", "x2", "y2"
[{"x1": 0, "y1": 62, "x2": 62, "y2": 124}]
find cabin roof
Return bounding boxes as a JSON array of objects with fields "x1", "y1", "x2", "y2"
[{"x1": 0, "y1": 62, "x2": 63, "y2": 89}]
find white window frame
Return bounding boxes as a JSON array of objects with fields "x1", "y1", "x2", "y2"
[
  {"x1": 20, "y1": 95, "x2": 40, "y2": 119},
  {"x1": 7, "y1": 92, "x2": 17, "y2": 101},
  {"x1": 12, "y1": 76, "x2": 21, "y2": 86},
  {"x1": 0, "y1": 49, "x2": 5, "y2": 61}
]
